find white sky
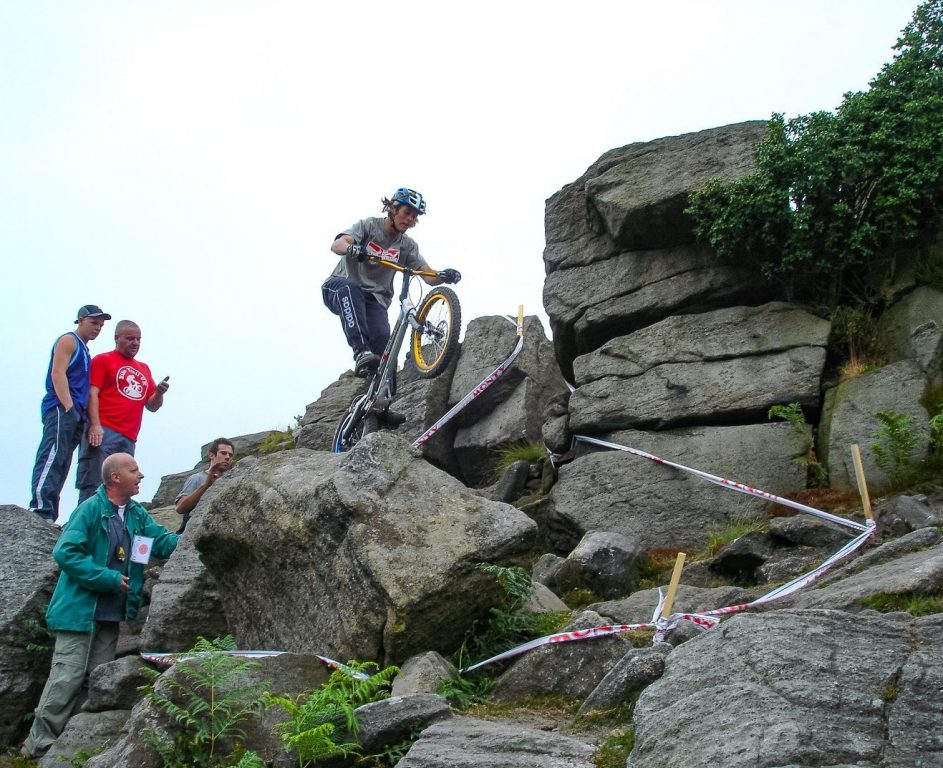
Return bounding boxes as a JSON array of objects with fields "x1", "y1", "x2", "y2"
[{"x1": 0, "y1": 1, "x2": 919, "y2": 520}]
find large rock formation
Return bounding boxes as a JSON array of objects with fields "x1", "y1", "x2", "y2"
[
  {"x1": 543, "y1": 121, "x2": 771, "y2": 376},
  {"x1": 630, "y1": 610, "x2": 943, "y2": 767},
  {"x1": 819, "y1": 360, "x2": 932, "y2": 490},
  {"x1": 193, "y1": 432, "x2": 537, "y2": 664}
]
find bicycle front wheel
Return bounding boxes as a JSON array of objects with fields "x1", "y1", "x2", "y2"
[{"x1": 410, "y1": 287, "x2": 461, "y2": 379}]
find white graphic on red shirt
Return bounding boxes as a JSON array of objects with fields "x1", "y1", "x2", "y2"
[
  {"x1": 366, "y1": 241, "x2": 401, "y2": 263},
  {"x1": 116, "y1": 366, "x2": 148, "y2": 401}
]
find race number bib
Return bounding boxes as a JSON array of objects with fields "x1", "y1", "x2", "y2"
[{"x1": 130, "y1": 535, "x2": 155, "y2": 564}]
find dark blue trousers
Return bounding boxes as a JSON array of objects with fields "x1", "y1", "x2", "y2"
[
  {"x1": 322, "y1": 277, "x2": 391, "y2": 357},
  {"x1": 29, "y1": 405, "x2": 85, "y2": 521}
]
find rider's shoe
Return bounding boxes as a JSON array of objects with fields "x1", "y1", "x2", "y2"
[
  {"x1": 354, "y1": 350, "x2": 380, "y2": 378},
  {"x1": 379, "y1": 408, "x2": 407, "y2": 427}
]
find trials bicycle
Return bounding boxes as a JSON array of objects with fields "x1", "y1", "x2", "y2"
[{"x1": 332, "y1": 257, "x2": 461, "y2": 453}]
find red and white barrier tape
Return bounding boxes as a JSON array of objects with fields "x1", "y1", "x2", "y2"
[
  {"x1": 140, "y1": 650, "x2": 369, "y2": 679},
  {"x1": 412, "y1": 314, "x2": 524, "y2": 449},
  {"x1": 462, "y1": 435, "x2": 877, "y2": 671},
  {"x1": 574, "y1": 435, "x2": 869, "y2": 532}
]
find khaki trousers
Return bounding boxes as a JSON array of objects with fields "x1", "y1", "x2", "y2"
[{"x1": 23, "y1": 622, "x2": 119, "y2": 756}]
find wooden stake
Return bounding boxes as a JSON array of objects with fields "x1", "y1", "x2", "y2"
[
  {"x1": 660, "y1": 552, "x2": 687, "y2": 619},
  {"x1": 850, "y1": 443, "x2": 874, "y2": 522},
  {"x1": 517, "y1": 304, "x2": 524, "y2": 335}
]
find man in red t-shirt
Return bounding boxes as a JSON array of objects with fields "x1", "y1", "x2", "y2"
[{"x1": 76, "y1": 320, "x2": 170, "y2": 502}]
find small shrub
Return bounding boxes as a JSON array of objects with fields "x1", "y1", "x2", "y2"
[
  {"x1": 767, "y1": 403, "x2": 826, "y2": 485},
  {"x1": 257, "y1": 429, "x2": 295, "y2": 454},
  {"x1": 23, "y1": 617, "x2": 53, "y2": 656},
  {"x1": 442, "y1": 563, "x2": 575, "y2": 702},
  {"x1": 930, "y1": 410, "x2": 943, "y2": 452},
  {"x1": 561, "y1": 587, "x2": 600, "y2": 611},
  {"x1": 592, "y1": 727, "x2": 636, "y2": 768},
  {"x1": 435, "y1": 670, "x2": 495, "y2": 710},
  {"x1": 636, "y1": 551, "x2": 680, "y2": 591},
  {"x1": 831, "y1": 306, "x2": 886, "y2": 380},
  {"x1": 767, "y1": 402, "x2": 806, "y2": 433}
]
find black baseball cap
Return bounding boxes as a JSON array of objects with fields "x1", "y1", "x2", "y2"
[{"x1": 75, "y1": 304, "x2": 112, "y2": 322}]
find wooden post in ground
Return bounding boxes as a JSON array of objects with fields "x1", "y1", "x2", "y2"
[
  {"x1": 660, "y1": 552, "x2": 687, "y2": 619},
  {"x1": 851, "y1": 443, "x2": 875, "y2": 523}
]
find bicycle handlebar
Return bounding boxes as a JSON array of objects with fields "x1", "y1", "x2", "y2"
[{"x1": 366, "y1": 256, "x2": 440, "y2": 280}]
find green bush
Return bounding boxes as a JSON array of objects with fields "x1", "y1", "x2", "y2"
[{"x1": 687, "y1": 0, "x2": 943, "y2": 307}]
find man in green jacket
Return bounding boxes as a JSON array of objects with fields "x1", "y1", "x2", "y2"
[{"x1": 22, "y1": 452, "x2": 178, "y2": 759}]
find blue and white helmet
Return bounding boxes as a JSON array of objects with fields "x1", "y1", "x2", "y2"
[{"x1": 391, "y1": 187, "x2": 427, "y2": 215}]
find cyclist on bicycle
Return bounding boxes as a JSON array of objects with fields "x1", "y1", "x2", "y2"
[{"x1": 322, "y1": 187, "x2": 461, "y2": 378}]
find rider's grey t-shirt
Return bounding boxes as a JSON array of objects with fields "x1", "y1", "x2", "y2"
[{"x1": 328, "y1": 217, "x2": 430, "y2": 308}]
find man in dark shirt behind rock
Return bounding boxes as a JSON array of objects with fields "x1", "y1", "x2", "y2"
[{"x1": 175, "y1": 437, "x2": 235, "y2": 533}]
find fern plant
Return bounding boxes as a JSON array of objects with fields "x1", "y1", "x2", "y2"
[
  {"x1": 140, "y1": 635, "x2": 269, "y2": 768},
  {"x1": 438, "y1": 562, "x2": 572, "y2": 709},
  {"x1": 871, "y1": 411, "x2": 922, "y2": 486},
  {"x1": 266, "y1": 660, "x2": 398, "y2": 768}
]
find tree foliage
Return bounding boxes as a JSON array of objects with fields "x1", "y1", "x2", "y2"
[{"x1": 687, "y1": 0, "x2": 943, "y2": 306}]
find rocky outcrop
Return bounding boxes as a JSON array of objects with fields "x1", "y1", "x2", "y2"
[
  {"x1": 193, "y1": 432, "x2": 537, "y2": 664},
  {"x1": 294, "y1": 372, "x2": 368, "y2": 452},
  {"x1": 139, "y1": 465, "x2": 240, "y2": 653},
  {"x1": 448, "y1": 316, "x2": 567, "y2": 486},
  {"x1": 791, "y1": 542, "x2": 943, "y2": 611},
  {"x1": 881, "y1": 282, "x2": 943, "y2": 384},
  {"x1": 37, "y1": 710, "x2": 131, "y2": 768},
  {"x1": 630, "y1": 610, "x2": 943, "y2": 767},
  {"x1": 151, "y1": 429, "x2": 297, "y2": 506},
  {"x1": 0, "y1": 506, "x2": 59, "y2": 747},
  {"x1": 543, "y1": 121, "x2": 770, "y2": 375},
  {"x1": 490, "y1": 611, "x2": 631, "y2": 702}
]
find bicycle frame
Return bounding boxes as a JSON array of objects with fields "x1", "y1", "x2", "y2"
[{"x1": 333, "y1": 259, "x2": 440, "y2": 451}]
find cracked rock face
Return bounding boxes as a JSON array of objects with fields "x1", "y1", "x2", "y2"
[
  {"x1": 629, "y1": 609, "x2": 943, "y2": 768},
  {"x1": 568, "y1": 302, "x2": 830, "y2": 432}
]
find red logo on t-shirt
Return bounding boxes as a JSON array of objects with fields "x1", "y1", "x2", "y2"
[
  {"x1": 366, "y1": 242, "x2": 401, "y2": 263},
  {"x1": 116, "y1": 366, "x2": 149, "y2": 401}
]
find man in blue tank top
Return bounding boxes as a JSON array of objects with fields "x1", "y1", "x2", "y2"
[{"x1": 28, "y1": 305, "x2": 111, "y2": 523}]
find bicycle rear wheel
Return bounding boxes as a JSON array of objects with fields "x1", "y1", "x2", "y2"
[{"x1": 410, "y1": 287, "x2": 461, "y2": 379}]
